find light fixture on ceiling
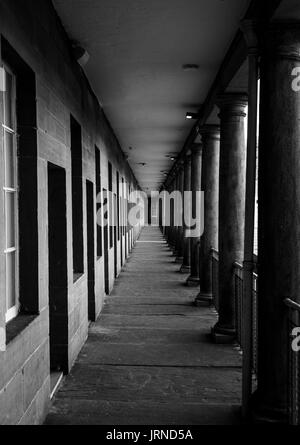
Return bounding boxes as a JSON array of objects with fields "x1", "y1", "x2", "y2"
[
  {"x1": 182, "y1": 64, "x2": 199, "y2": 72},
  {"x1": 186, "y1": 112, "x2": 200, "y2": 120},
  {"x1": 137, "y1": 162, "x2": 147, "y2": 167},
  {"x1": 165, "y1": 154, "x2": 177, "y2": 162}
]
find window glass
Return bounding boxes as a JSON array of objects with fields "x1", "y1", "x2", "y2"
[
  {"x1": 4, "y1": 70, "x2": 13, "y2": 129},
  {"x1": 5, "y1": 192, "x2": 16, "y2": 249},
  {"x1": 4, "y1": 130, "x2": 15, "y2": 188},
  {"x1": 2, "y1": 65, "x2": 18, "y2": 323},
  {"x1": 6, "y1": 252, "x2": 16, "y2": 310}
]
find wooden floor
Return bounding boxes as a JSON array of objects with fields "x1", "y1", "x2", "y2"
[{"x1": 45, "y1": 227, "x2": 242, "y2": 425}]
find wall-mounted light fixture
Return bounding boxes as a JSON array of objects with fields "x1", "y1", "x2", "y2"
[{"x1": 72, "y1": 43, "x2": 90, "y2": 68}]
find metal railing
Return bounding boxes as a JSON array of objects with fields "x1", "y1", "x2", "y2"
[
  {"x1": 233, "y1": 258, "x2": 258, "y2": 378},
  {"x1": 211, "y1": 252, "x2": 300, "y2": 423},
  {"x1": 252, "y1": 266, "x2": 258, "y2": 378},
  {"x1": 211, "y1": 249, "x2": 219, "y2": 312},
  {"x1": 233, "y1": 262, "x2": 244, "y2": 347},
  {"x1": 285, "y1": 298, "x2": 300, "y2": 425},
  {"x1": 211, "y1": 250, "x2": 258, "y2": 381}
]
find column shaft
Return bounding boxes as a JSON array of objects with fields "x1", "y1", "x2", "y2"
[
  {"x1": 186, "y1": 143, "x2": 202, "y2": 286},
  {"x1": 195, "y1": 126, "x2": 220, "y2": 305},
  {"x1": 212, "y1": 94, "x2": 247, "y2": 341},
  {"x1": 251, "y1": 22, "x2": 300, "y2": 423},
  {"x1": 180, "y1": 153, "x2": 192, "y2": 273},
  {"x1": 172, "y1": 170, "x2": 180, "y2": 255},
  {"x1": 175, "y1": 164, "x2": 184, "y2": 263}
]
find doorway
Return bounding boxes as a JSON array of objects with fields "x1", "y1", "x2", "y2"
[
  {"x1": 114, "y1": 193, "x2": 118, "y2": 278},
  {"x1": 48, "y1": 163, "x2": 68, "y2": 395},
  {"x1": 86, "y1": 181, "x2": 96, "y2": 321},
  {"x1": 103, "y1": 188, "x2": 110, "y2": 294}
]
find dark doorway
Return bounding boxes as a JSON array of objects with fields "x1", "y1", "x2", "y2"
[
  {"x1": 70, "y1": 116, "x2": 84, "y2": 281},
  {"x1": 86, "y1": 181, "x2": 96, "y2": 321},
  {"x1": 103, "y1": 189, "x2": 110, "y2": 294},
  {"x1": 114, "y1": 194, "x2": 118, "y2": 278},
  {"x1": 120, "y1": 196, "x2": 123, "y2": 268},
  {"x1": 48, "y1": 163, "x2": 68, "y2": 378},
  {"x1": 148, "y1": 196, "x2": 152, "y2": 225},
  {"x1": 125, "y1": 196, "x2": 128, "y2": 259}
]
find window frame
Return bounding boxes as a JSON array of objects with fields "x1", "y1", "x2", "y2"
[{"x1": 2, "y1": 63, "x2": 19, "y2": 324}]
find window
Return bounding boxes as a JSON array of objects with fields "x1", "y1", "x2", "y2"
[
  {"x1": 116, "y1": 172, "x2": 120, "y2": 241},
  {"x1": 2, "y1": 65, "x2": 19, "y2": 323},
  {"x1": 1, "y1": 38, "x2": 38, "y2": 326},
  {"x1": 108, "y1": 162, "x2": 113, "y2": 249},
  {"x1": 95, "y1": 146, "x2": 102, "y2": 258},
  {"x1": 122, "y1": 178, "x2": 125, "y2": 236}
]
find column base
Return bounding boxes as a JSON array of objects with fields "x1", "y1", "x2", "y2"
[
  {"x1": 249, "y1": 391, "x2": 289, "y2": 424},
  {"x1": 186, "y1": 276, "x2": 201, "y2": 287},
  {"x1": 194, "y1": 292, "x2": 213, "y2": 307},
  {"x1": 211, "y1": 324, "x2": 236, "y2": 344},
  {"x1": 180, "y1": 264, "x2": 190, "y2": 274},
  {"x1": 175, "y1": 256, "x2": 183, "y2": 264}
]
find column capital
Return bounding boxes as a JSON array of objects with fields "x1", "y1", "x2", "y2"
[
  {"x1": 263, "y1": 21, "x2": 300, "y2": 62},
  {"x1": 184, "y1": 150, "x2": 192, "y2": 165},
  {"x1": 197, "y1": 125, "x2": 220, "y2": 142},
  {"x1": 217, "y1": 93, "x2": 248, "y2": 119},
  {"x1": 191, "y1": 142, "x2": 203, "y2": 155},
  {"x1": 170, "y1": 172, "x2": 177, "y2": 183},
  {"x1": 240, "y1": 19, "x2": 261, "y2": 56},
  {"x1": 172, "y1": 164, "x2": 179, "y2": 176},
  {"x1": 177, "y1": 159, "x2": 185, "y2": 172}
]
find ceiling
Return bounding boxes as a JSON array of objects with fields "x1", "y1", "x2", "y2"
[
  {"x1": 274, "y1": 0, "x2": 300, "y2": 19},
  {"x1": 53, "y1": 0, "x2": 251, "y2": 191}
]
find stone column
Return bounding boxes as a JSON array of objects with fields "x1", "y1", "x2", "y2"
[
  {"x1": 165, "y1": 182, "x2": 171, "y2": 245},
  {"x1": 195, "y1": 126, "x2": 220, "y2": 306},
  {"x1": 168, "y1": 176, "x2": 176, "y2": 250},
  {"x1": 186, "y1": 143, "x2": 203, "y2": 286},
  {"x1": 164, "y1": 181, "x2": 171, "y2": 244},
  {"x1": 172, "y1": 167, "x2": 180, "y2": 256},
  {"x1": 240, "y1": 19, "x2": 260, "y2": 418},
  {"x1": 212, "y1": 93, "x2": 247, "y2": 342},
  {"x1": 175, "y1": 162, "x2": 184, "y2": 263},
  {"x1": 180, "y1": 152, "x2": 192, "y2": 273},
  {"x1": 250, "y1": 22, "x2": 300, "y2": 424}
]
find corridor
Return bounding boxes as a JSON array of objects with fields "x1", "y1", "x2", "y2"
[{"x1": 46, "y1": 227, "x2": 242, "y2": 425}]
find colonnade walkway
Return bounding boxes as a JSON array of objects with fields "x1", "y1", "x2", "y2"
[{"x1": 46, "y1": 227, "x2": 242, "y2": 425}]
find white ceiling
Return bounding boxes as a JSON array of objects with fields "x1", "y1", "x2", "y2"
[{"x1": 53, "y1": 0, "x2": 251, "y2": 191}]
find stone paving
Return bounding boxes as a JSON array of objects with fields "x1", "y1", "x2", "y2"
[{"x1": 45, "y1": 227, "x2": 242, "y2": 425}]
